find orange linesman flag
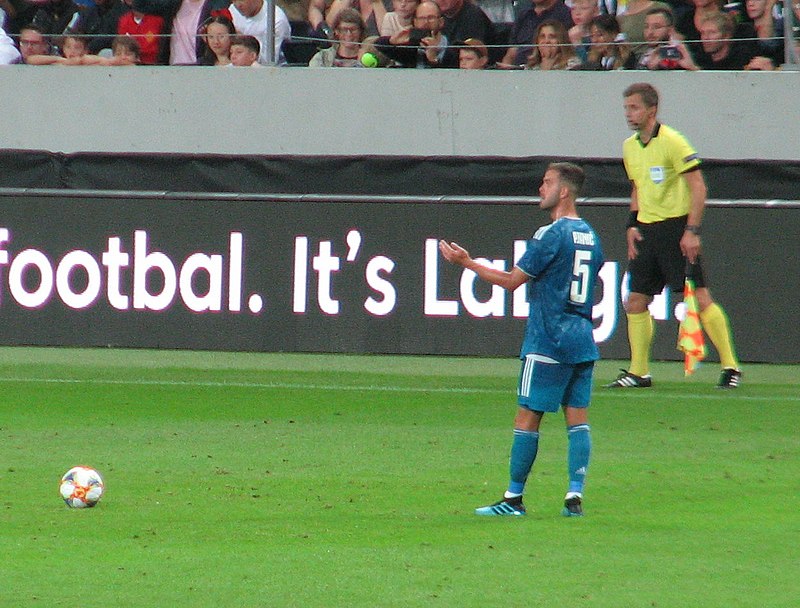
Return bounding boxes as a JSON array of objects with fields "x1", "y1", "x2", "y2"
[{"x1": 677, "y1": 277, "x2": 707, "y2": 375}]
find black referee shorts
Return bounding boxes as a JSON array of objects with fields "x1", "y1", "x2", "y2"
[{"x1": 628, "y1": 215, "x2": 706, "y2": 296}]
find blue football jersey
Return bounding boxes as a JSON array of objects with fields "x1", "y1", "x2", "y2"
[{"x1": 515, "y1": 217, "x2": 604, "y2": 364}]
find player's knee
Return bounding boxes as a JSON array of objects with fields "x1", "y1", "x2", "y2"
[
  {"x1": 624, "y1": 293, "x2": 651, "y2": 314},
  {"x1": 514, "y1": 407, "x2": 542, "y2": 431}
]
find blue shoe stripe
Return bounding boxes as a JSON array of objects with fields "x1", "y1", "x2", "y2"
[{"x1": 475, "y1": 500, "x2": 525, "y2": 516}]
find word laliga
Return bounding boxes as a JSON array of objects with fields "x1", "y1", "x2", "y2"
[
  {"x1": 423, "y1": 238, "x2": 680, "y2": 344},
  {"x1": 0, "y1": 229, "x2": 249, "y2": 313}
]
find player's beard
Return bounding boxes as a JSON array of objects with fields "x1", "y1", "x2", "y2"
[{"x1": 539, "y1": 191, "x2": 558, "y2": 211}]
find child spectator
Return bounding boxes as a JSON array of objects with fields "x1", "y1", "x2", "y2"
[
  {"x1": 309, "y1": 7, "x2": 365, "y2": 66},
  {"x1": 379, "y1": 0, "x2": 417, "y2": 37},
  {"x1": 169, "y1": 1, "x2": 230, "y2": 65},
  {"x1": 568, "y1": 0, "x2": 598, "y2": 63},
  {"x1": 117, "y1": 0, "x2": 165, "y2": 64},
  {"x1": 60, "y1": 32, "x2": 89, "y2": 58},
  {"x1": 197, "y1": 13, "x2": 234, "y2": 65},
  {"x1": 25, "y1": 31, "x2": 139, "y2": 64},
  {"x1": 458, "y1": 37, "x2": 488, "y2": 68},
  {"x1": 111, "y1": 33, "x2": 141, "y2": 61},
  {"x1": 229, "y1": 33, "x2": 260, "y2": 65}
]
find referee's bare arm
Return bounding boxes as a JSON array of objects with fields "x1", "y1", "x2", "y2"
[
  {"x1": 681, "y1": 169, "x2": 707, "y2": 263},
  {"x1": 626, "y1": 183, "x2": 643, "y2": 261}
]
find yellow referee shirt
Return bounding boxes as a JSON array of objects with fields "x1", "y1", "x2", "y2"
[{"x1": 623, "y1": 123, "x2": 701, "y2": 224}]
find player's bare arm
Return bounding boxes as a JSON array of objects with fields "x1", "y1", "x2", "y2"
[{"x1": 438, "y1": 240, "x2": 528, "y2": 291}]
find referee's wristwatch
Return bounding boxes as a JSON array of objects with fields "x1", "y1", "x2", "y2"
[{"x1": 684, "y1": 225, "x2": 701, "y2": 235}]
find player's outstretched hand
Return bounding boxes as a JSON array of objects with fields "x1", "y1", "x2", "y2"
[{"x1": 439, "y1": 240, "x2": 470, "y2": 266}]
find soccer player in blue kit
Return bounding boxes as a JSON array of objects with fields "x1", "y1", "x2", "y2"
[{"x1": 439, "y1": 162, "x2": 604, "y2": 517}]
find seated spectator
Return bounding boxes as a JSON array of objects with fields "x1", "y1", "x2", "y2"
[
  {"x1": 697, "y1": 10, "x2": 755, "y2": 68},
  {"x1": 229, "y1": 31, "x2": 260, "y2": 64},
  {"x1": 111, "y1": 31, "x2": 141, "y2": 60},
  {"x1": 500, "y1": 0, "x2": 572, "y2": 67},
  {"x1": 676, "y1": 0, "x2": 718, "y2": 43},
  {"x1": 379, "y1": 0, "x2": 417, "y2": 37},
  {"x1": 568, "y1": 0, "x2": 598, "y2": 63},
  {"x1": 76, "y1": 0, "x2": 128, "y2": 54},
  {"x1": 576, "y1": 13, "x2": 628, "y2": 69},
  {"x1": 435, "y1": 0, "x2": 495, "y2": 58},
  {"x1": 310, "y1": 0, "x2": 391, "y2": 38},
  {"x1": 676, "y1": 0, "x2": 756, "y2": 65},
  {"x1": 525, "y1": 18, "x2": 579, "y2": 69},
  {"x1": 374, "y1": 0, "x2": 457, "y2": 67},
  {"x1": 624, "y1": 5, "x2": 696, "y2": 69},
  {"x1": 458, "y1": 36, "x2": 488, "y2": 67},
  {"x1": 230, "y1": 0, "x2": 290, "y2": 64},
  {"x1": 169, "y1": 1, "x2": 230, "y2": 65},
  {"x1": 309, "y1": 7, "x2": 365, "y2": 65},
  {"x1": 16, "y1": 23, "x2": 52, "y2": 62},
  {"x1": 25, "y1": 31, "x2": 139, "y2": 63},
  {"x1": 61, "y1": 30, "x2": 89, "y2": 57},
  {"x1": 743, "y1": 0, "x2": 783, "y2": 69},
  {"x1": 29, "y1": 0, "x2": 83, "y2": 40},
  {"x1": 0, "y1": 24, "x2": 21, "y2": 63},
  {"x1": 197, "y1": 12, "x2": 234, "y2": 64},
  {"x1": 117, "y1": 0, "x2": 166, "y2": 64},
  {"x1": 617, "y1": 0, "x2": 672, "y2": 54}
]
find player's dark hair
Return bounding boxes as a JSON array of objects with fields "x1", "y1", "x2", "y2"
[
  {"x1": 624, "y1": 82, "x2": 659, "y2": 108},
  {"x1": 548, "y1": 162, "x2": 585, "y2": 197},
  {"x1": 231, "y1": 35, "x2": 261, "y2": 55}
]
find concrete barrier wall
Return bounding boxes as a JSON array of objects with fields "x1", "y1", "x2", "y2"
[{"x1": 1, "y1": 67, "x2": 798, "y2": 160}]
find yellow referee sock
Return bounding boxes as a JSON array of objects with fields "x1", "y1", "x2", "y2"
[
  {"x1": 700, "y1": 303, "x2": 739, "y2": 370},
  {"x1": 627, "y1": 311, "x2": 654, "y2": 377}
]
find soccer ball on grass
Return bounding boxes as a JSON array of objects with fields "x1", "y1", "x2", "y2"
[{"x1": 59, "y1": 466, "x2": 105, "y2": 508}]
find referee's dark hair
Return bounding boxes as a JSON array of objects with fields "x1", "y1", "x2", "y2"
[
  {"x1": 624, "y1": 82, "x2": 659, "y2": 108},
  {"x1": 548, "y1": 162, "x2": 585, "y2": 197}
]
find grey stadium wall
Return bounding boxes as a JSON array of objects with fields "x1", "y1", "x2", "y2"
[{"x1": 0, "y1": 68, "x2": 797, "y2": 362}]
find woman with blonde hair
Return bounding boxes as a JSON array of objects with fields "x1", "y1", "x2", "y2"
[{"x1": 526, "y1": 19, "x2": 580, "y2": 70}]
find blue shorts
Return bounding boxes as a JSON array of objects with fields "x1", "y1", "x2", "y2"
[{"x1": 517, "y1": 355, "x2": 594, "y2": 413}]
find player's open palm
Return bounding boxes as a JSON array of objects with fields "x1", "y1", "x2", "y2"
[{"x1": 439, "y1": 240, "x2": 469, "y2": 266}]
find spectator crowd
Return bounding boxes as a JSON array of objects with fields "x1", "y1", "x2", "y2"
[{"x1": 0, "y1": 0, "x2": 797, "y2": 69}]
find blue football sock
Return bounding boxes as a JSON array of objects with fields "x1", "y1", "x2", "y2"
[
  {"x1": 508, "y1": 429, "x2": 539, "y2": 496},
  {"x1": 567, "y1": 424, "x2": 591, "y2": 495}
]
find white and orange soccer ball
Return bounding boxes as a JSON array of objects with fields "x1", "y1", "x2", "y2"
[{"x1": 59, "y1": 466, "x2": 105, "y2": 508}]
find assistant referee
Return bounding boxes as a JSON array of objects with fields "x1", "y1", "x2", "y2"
[{"x1": 606, "y1": 82, "x2": 742, "y2": 389}]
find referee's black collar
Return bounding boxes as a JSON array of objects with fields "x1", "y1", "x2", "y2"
[{"x1": 637, "y1": 122, "x2": 661, "y2": 146}]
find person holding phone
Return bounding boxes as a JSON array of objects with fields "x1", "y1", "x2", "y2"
[
  {"x1": 373, "y1": 0, "x2": 457, "y2": 67},
  {"x1": 624, "y1": 6, "x2": 698, "y2": 69}
]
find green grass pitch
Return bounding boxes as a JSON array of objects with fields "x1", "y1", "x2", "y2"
[{"x1": 1, "y1": 347, "x2": 797, "y2": 607}]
